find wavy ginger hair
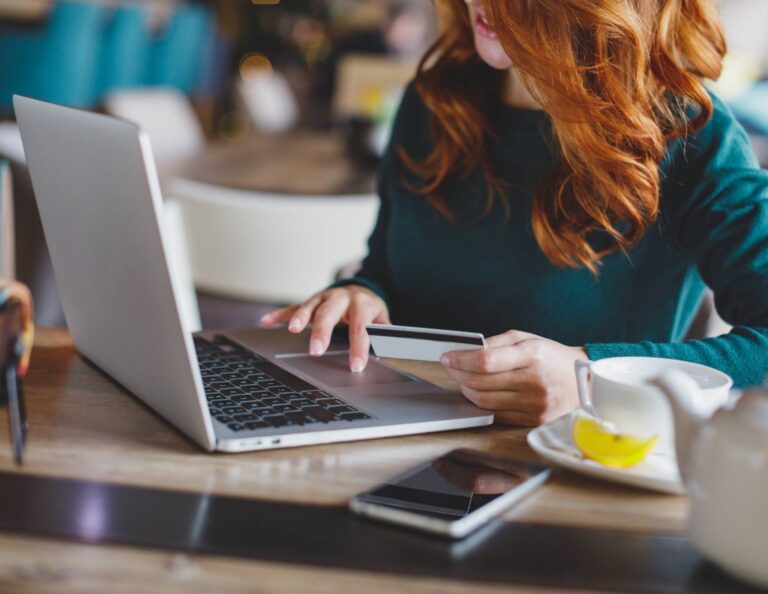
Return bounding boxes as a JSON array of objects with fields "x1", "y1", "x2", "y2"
[{"x1": 403, "y1": 0, "x2": 726, "y2": 272}]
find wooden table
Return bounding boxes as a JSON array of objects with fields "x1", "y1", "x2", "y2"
[
  {"x1": 165, "y1": 132, "x2": 376, "y2": 196},
  {"x1": 0, "y1": 328, "x2": 709, "y2": 594}
]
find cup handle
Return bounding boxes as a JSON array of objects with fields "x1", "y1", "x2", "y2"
[{"x1": 575, "y1": 359, "x2": 598, "y2": 416}]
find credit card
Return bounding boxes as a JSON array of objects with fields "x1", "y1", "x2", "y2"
[{"x1": 365, "y1": 323, "x2": 486, "y2": 362}]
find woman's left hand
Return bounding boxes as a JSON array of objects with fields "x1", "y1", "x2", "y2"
[{"x1": 440, "y1": 330, "x2": 586, "y2": 426}]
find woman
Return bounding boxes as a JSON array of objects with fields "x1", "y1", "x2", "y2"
[{"x1": 262, "y1": 0, "x2": 768, "y2": 425}]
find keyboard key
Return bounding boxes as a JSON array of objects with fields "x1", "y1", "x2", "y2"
[
  {"x1": 284, "y1": 412, "x2": 310, "y2": 425},
  {"x1": 244, "y1": 371, "x2": 269, "y2": 380},
  {"x1": 220, "y1": 405, "x2": 243, "y2": 415},
  {"x1": 302, "y1": 390, "x2": 332, "y2": 400},
  {"x1": 230, "y1": 394, "x2": 257, "y2": 403},
  {"x1": 244, "y1": 421, "x2": 269, "y2": 430},
  {"x1": 287, "y1": 397, "x2": 314, "y2": 407},
  {"x1": 214, "y1": 414, "x2": 232, "y2": 423},
  {"x1": 245, "y1": 406, "x2": 272, "y2": 416},
  {"x1": 302, "y1": 406, "x2": 336, "y2": 423},
  {"x1": 327, "y1": 405, "x2": 358, "y2": 414},
  {"x1": 208, "y1": 399, "x2": 229, "y2": 407},
  {"x1": 232, "y1": 413, "x2": 257, "y2": 422},
  {"x1": 262, "y1": 415, "x2": 291, "y2": 428},
  {"x1": 227, "y1": 362, "x2": 252, "y2": 370},
  {"x1": 229, "y1": 378, "x2": 258, "y2": 388},
  {"x1": 243, "y1": 387, "x2": 271, "y2": 397},
  {"x1": 339, "y1": 412, "x2": 371, "y2": 421},
  {"x1": 219, "y1": 387, "x2": 247, "y2": 397},
  {"x1": 317, "y1": 398, "x2": 347, "y2": 407},
  {"x1": 258, "y1": 379, "x2": 282, "y2": 389},
  {"x1": 227, "y1": 423, "x2": 244, "y2": 431},
  {"x1": 220, "y1": 372, "x2": 242, "y2": 381},
  {"x1": 268, "y1": 385, "x2": 293, "y2": 395},
  {"x1": 253, "y1": 361, "x2": 315, "y2": 392},
  {"x1": 271, "y1": 404, "x2": 294, "y2": 413},
  {"x1": 206, "y1": 381, "x2": 230, "y2": 390}
]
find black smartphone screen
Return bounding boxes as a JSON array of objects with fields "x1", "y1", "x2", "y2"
[{"x1": 356, "y1": 449, "x2": 549, "y2": 519}]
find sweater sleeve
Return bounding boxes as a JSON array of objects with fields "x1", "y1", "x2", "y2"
[
  {"x1": 329, "y1": 83, "x2": 422, "y2": 310},
  {"x1": 585, "y1": 97, "x2": 768, "y2": 388},
  {"x1": 330, "y1": 152, "x2": 393, "y2": 306}
]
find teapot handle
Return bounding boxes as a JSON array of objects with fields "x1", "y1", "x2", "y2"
[{"x1": 575, "y1": 359, "x2": 598, "y2": 417}]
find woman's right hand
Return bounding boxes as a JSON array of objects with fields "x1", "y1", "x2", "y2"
[{"x1": 259, "y1": 285, "x2": 390, "y2": 373}]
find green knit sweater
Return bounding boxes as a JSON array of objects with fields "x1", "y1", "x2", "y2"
[{"x1": 336, "y1": 83, "x2": 768, "y2": 387}]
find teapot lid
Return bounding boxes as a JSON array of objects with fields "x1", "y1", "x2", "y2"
[{"x1": 735, "y1": 389, "x2": 768, "y2": 429}]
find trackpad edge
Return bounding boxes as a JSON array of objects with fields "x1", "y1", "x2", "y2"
[{"x1": 277, "y1": 353, "x2": 414, "y2": 388}]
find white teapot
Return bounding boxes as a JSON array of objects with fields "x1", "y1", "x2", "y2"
[{"x1": 652, "y1": 371, "x2": 768, "y2": 589}]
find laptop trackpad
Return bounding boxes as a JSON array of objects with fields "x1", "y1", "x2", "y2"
[{"x1": 278, "y1": 353, "x2": 414, "y2": 388}]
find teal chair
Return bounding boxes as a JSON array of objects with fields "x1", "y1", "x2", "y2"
[
  {"x1": 0, "y1": 2, "x2": 105, "y2": 111},
  {"x1": 94, "y1": 5, "x2": 151, "y2": 99},
  {"x1": 145, "y1": 5, "x2": 215, "y2": 95}
]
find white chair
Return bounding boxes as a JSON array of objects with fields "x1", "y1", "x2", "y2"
[
  {"x1": 0, "y1": 160, "x2": 15, "y2": 279},
  {"x1": 104, "y1": 86, "x2": 203, "y2": 330},
  {"x1": 104, "y1": 86, "x2": 206, "y2": 162},
  {"x1": 0, "y1": 122, "x2": 26, "y2": 165},
  {"x1": 236, "y1": 72, "x2": 300, "y2": 135},
  {"x1": 164, "y1": 178, "x2": 379, "y2": 304}
]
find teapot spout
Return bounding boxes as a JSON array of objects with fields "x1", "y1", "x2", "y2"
[{"x1": 649, "y1": 369, "x2": 707, "y2": 482}]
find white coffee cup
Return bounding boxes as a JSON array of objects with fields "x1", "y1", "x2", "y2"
[{"x1": 575, "y1": 357, "x2": 733, "y2": 454}]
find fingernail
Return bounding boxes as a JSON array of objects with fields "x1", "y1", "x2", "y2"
[
  {"x1": 310, "y1": 340, "x2": 323, "y2": 356},
  {"x1": 351, "y1": 358, "x2": 364, "y2": 373},
  {"x1": 440, "y1": 354, "x2": 451, "y2": 367},
  {"x1": 288, "y1": 320, "x2": 301, "y2": 332}
]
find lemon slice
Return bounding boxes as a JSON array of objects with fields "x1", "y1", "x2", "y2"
[{"x1": 572, "y1": 416, "x2": 658, "y2": 469}]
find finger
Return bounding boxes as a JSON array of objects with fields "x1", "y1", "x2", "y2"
[
  {"x1": 441, "y1": 344, "x2": 530, "y2": 373},
  {"x1": 458, "y1": 385, "x2": 538, "y2": 412},
  {"x1": 259, "y1": 304, "x2": 299, "y2": 328},
  {"x1": 308, "y1": 294, "x2": 350, "y2": 355},
  {"x1": 444, "y1": 366, "x2": 533, "y2": 392},
  {"x1": 371, "y1": 304, "x2": 391, "y2": 324},
  {"x1": 485, "y1": 329, "x2": 536, "y2": 349},
  {"x1": 346, "y1": 299, "x2": 379, "y2": 372},
  {"x1": 287, "y1": 294, "x2": 325, "y2": 332}
]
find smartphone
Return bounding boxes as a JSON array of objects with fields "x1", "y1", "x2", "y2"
[{"x1": 349, "y1": 448, "x2": 550, "y2": 539}]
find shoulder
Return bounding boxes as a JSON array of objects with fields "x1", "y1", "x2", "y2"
[
  {"x1": 659, "y1": 92, "x2": 768, "y2": 250},
  {"x1": 664, "y1": 92, "x2": 760, "y2": 175},
  {"x1": 386, "y1": 79, "x2": 432, "y2": 159}
]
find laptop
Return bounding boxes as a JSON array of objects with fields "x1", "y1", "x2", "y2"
[{"x1": 14, "y1": 96, "x2": 493, "y2": 453}]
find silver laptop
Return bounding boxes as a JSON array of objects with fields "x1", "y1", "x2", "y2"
[{"x1": 14, "y1": 96, "x2": 492, "y2": 453}]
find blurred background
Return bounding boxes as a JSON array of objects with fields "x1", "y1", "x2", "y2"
[{"x1": 0, "y1": 0, "x2": 765, "y2": 331}]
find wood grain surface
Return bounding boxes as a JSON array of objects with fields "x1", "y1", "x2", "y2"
[
  {"x1": 164, "y1": 133, "x2": 376, "y2": 196},
  {"x1": 0, "y1": 328, "x2": 693, "y2": 594}
]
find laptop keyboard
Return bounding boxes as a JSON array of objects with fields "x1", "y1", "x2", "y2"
[{"x1": 194, "y1": 335, "x2": 372, "y2": 433}]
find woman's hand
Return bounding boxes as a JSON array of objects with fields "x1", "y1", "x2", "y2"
[
  {"x1": 260, "y1": 286, "x2": 390, "y2": 372},
  {"x1": 440, "y1": 330, "x2": 585, "y2": 426}
]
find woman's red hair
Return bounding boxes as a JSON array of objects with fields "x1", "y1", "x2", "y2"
[{"x1": 403, "y1": 0, "x2": 726, "y2": 272}]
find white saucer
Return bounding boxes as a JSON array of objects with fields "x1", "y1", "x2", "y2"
[{"x1": 527, "y1": 411, "x2": 685, "y2": 495}]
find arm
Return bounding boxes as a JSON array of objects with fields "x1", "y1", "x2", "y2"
[
  {"x1": 442, "y1": 98, "x2": 768, "y2": 425},
  {"x1": 329, "y1": 147, "x2": 394, "y2": 309},
  {"x1": 261, "y1": 85, "x2": 423, "y2": 369},
  {"x1": 586, "y1": 102, "x2": 768, "y2": 388}
]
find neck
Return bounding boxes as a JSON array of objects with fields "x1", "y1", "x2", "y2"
[{"x1": 503, "y1": 68, "x2": 541, "y2": 110}]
